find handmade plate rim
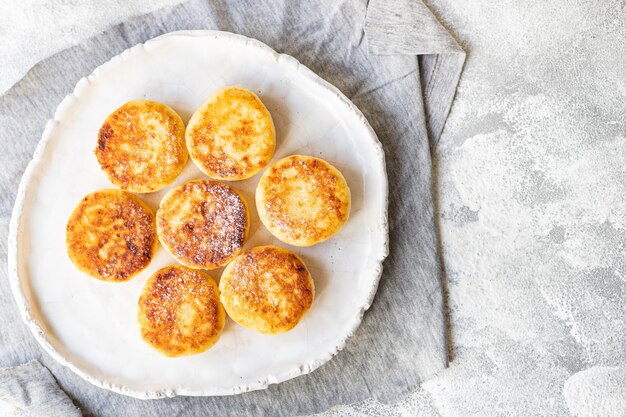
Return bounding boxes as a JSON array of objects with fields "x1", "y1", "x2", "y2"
[{"x1": 7, "y1": 30, "x2": 389, "y2": 399}]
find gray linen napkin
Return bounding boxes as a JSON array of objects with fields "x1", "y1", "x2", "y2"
[
  {"x1": 0, "y1": 361, "x2": 81, "y2": 417},
  {"x1": 0, "y1": 0, "x2": 464, "y2": 415}
]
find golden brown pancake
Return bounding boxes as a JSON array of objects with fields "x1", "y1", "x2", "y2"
[
  {"x1": 156, "y1": 179, "x2": 249, "y2": 269},
  {"x1": 255, "y1": 155, "x2": 351, "y2": 247},
  {"x1": 66, "y1": 189, "x2": 157, "y2": 281},
  {"x1": 138, "y1": 265, "x2": 225, "y2": 357},
  {"x1": 95, "y1": 100, "x2": 187, "y2": 193},
  {"x1": 219, "y1": 245, "x2": 314, "y2": 335},
  {"x1": 186, "y1": 87, "x2": 275, "y2": 181}
]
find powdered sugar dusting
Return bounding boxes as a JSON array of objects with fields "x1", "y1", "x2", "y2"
[{"x1": 156, "y1": 179, "x2": 248, "y2": 269}]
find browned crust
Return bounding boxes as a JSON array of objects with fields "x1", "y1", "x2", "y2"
[
  {"x1": 138, "y1": 265, "x2": 225, "y2": 357},
  {"x1": 256, "y1": 155, "x2": 351, "y2": 246},
  {"x1": 186, "y1": 87, "x2": 275, "y2": 180},
  {"x1": 219, "y1": 246, "x2": 314, "y2": 335},
  {"x1": 156, "y1": 179, "x2": 249, "y2": 269},
  {"x1": 95, "y1": 100, "x2": 187, "y2": 193},
  {"x1": 66, "y1": 189, "x2": 157, "y2": 282}
]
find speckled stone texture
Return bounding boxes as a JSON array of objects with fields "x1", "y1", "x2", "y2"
[{"x1": 316, "y1": 0, "x2": 626, "y2": 415}]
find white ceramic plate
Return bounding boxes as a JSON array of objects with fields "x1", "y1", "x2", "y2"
[{"x1": 8, "y1": 30, "x2": 388, "y2": 398}]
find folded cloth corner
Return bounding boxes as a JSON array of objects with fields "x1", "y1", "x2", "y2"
[{"x1": 365, "y1": 0, "x2": 466, "y2": 144}]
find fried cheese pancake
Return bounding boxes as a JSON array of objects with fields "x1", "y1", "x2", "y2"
[
  {"x1": 186, "y1": 87, "x2": 275, "y2": 181},
  {"x1": 219, "y1": 246, "x2": 314, "y2": 335},
  {"x1": 66, "y1": 189, "x2": 157, "y2": 281},
  {"x1": 156, "y1": 179, "x2": 249, "y2": 269},
  {"x1": 138, "y1": 265, "x2": 225, "y2": 357},
  {"x1": 256, "y1": 155, "x2": 351, "y2": 247},
  {"x1": 95, "y1": 100, "x2": 187, "y2": 193}
]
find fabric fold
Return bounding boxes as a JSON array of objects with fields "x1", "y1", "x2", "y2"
[
  {"x1": 365, "y1": 0, "x2": 466, "y2": 144},
  {"x1": 0, "y1": 361, "x2": 81, "y2": 417},
  {"x1": 365, "y1": 0, "x2": 463, "y2": 55}
]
